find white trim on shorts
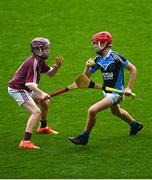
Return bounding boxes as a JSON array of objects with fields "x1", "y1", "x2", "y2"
[
  {"x1": 102, "y1": 91, "x2": 124, "y2": 105},
  {"x1": 8, "y1": 87, "x2": 35, "y2": 106}
]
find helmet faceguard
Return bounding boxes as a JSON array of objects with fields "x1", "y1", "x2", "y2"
[{"x1": 31, "y1": 37, "x2": 51, "y2": 59}]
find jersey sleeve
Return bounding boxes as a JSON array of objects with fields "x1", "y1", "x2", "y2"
[
  {"x1": 41, "y1": 61, "x2": 51, "y2": 73},
  {"x1": 89, "y1": 57, "x2": 100, "y2": 74},
  {"x1": 118, "y1": 54, "x2": 129, "y2": 68}
]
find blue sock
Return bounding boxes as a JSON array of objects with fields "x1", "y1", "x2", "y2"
[{"x1": 81, "y1": 131, "x2": 89, "y2": 138}]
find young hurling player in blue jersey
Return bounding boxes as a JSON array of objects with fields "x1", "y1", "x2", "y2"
[{"x1": 69, "y1": 31, "x2": 143, "y2": 145}]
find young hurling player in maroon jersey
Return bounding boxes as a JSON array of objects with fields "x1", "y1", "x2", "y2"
[{"x1": 8, "y1": 37, "x2": 63, "y2": 149}]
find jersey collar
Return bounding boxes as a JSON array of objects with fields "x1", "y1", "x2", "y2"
[{"x1": 99, "y1": 49, "x2": 112, "y2": 59}]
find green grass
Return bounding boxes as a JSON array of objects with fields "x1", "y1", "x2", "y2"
[{"x1": 0, "y1": 0, "x2": 152, "y2": 178}]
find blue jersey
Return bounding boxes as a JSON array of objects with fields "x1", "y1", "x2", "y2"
[{"x1": 89, "y1": 49, "x2": 129, "y2": 91}]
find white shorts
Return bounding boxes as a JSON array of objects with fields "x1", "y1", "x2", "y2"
[
  {"x1": 103, "y1": 91, "x2": 124, "y2": 105},
  {"x1": 8, "y1": 87, "x2": 35, "y2": 106}
]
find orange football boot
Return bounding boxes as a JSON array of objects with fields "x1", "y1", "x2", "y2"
[
  {"x1": 37, "y1": 126, "x2": 59, "y2": 134},
  {"x1": 19, "y1": 140, "x2": 40, "y2": 149}
]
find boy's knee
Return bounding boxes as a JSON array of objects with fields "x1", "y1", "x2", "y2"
[
  {"x1": 34, "y1": 108, "x2": 41, "y2": 117},
  {"x1": 88, "y1": 106, "x2": 97, "y2": 115},
  {"x1": 42, "y1": 99, "x2": 50, "y2": 107},
  {"x1": 111, "y1": 109, "x2": 116, "y2": 115},
  {"x1": 111, "y1": 109, "x2": 121, "y2": 116}
]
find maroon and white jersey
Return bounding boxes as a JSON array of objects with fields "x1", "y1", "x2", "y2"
[{"x1": 9, "y1": 55, "x2": 52, "y2": 92}]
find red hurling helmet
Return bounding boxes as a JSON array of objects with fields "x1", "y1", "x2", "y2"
[{"x1": 92, "y1": 31, "x2": 112, "y2": 46}]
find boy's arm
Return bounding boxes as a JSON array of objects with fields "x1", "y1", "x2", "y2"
[
  {"x1": 124, "y1": 62, "x2": 137, "y2": 95},
  {"x1": 47, "y1": 57, "x2": 63, "y2": 77},
  {"x1": 27, "y1": 83, "x2": 50, "y2": 100},
  {"x1": 83, "y1": 58, "x2": 96, "y2": 77}
]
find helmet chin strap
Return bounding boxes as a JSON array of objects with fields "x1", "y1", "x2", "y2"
[{"x1": 96, "y1": 41, "x2": 110, "y2": 55}]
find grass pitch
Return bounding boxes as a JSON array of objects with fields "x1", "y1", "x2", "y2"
[{"x1": 0, "y1": 0, "x2": 152, "y2": 178}]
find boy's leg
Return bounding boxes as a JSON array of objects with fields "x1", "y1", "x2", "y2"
[
  {"x1": 40, "y1": 99, "x2": 50, "y2": 128},
  {"x1": 68, "y1": 97, "x2": 112, "y2": 145},
  {"x1": 40, "y1": 99, "x2": 50, "y2": 121},
  {"x1": 84, "y1": 97, "x2": 112, "y2": 132},
  {"x1": 110, "y1": 105, "x2": 143, "y2": 135},
  {"x1": 19, "y1": 99, "x2": 41, "y2": 149},
  {"x1": 110, "y1": 104, "x2": 133, "y2": 124},
  {"x1": 32, "y1": 94, "x2": 59, "y2": 134},
  {"x1": 23, "y1": 100, "x2": 41, "y2": 133},
  {"x1": 37, "y1": 99, "x2": 59, "y2": 134},
  {"x1": 31, "y1": 93, "x2": 50, "y2": 128},
  {"x1": 8, "y1": 88, "x2": 41, "y2": 149}
]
